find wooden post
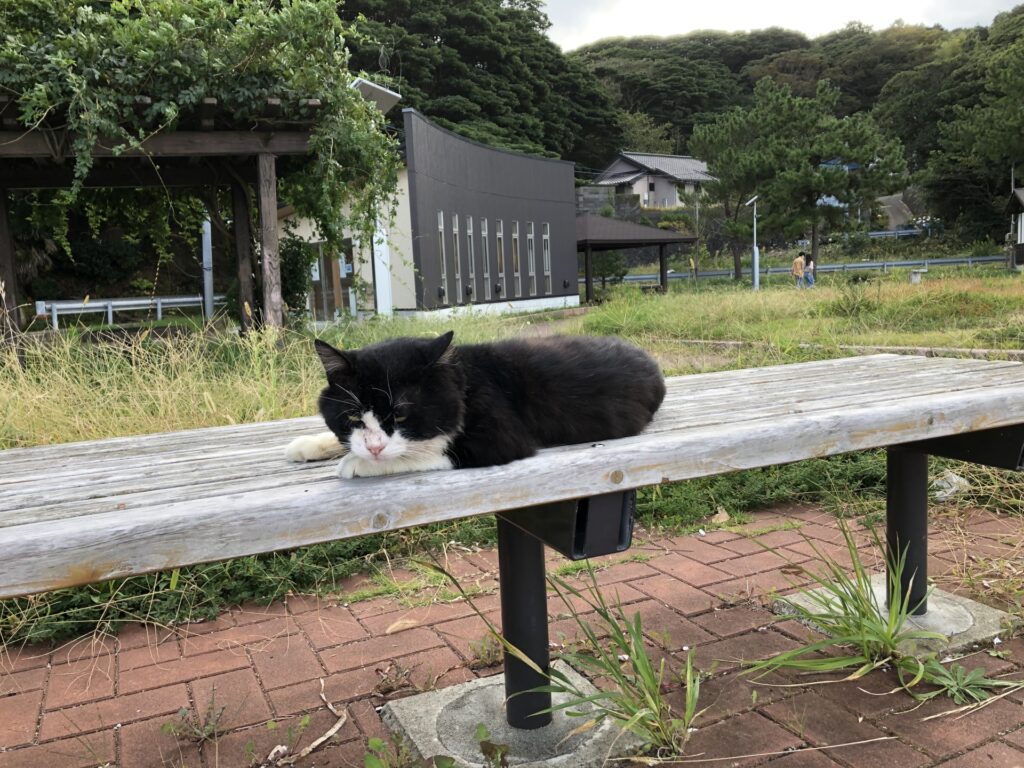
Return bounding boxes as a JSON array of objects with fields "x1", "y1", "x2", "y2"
[
  {"x1": 257, "y1": 153, "x2": 283, "y2": 327},
  {"x1": 658, "y1": 244, "x2": 668, "y2": 293},
  {"x1": 584, "y1": 246, "x2": 594, "y2": 303},
  {"x1": 0, "y1": 188, "x2": 21, "y2": 348},
  {"x1": 231, "y1": 178, "x2": 256, "y2": 333}
]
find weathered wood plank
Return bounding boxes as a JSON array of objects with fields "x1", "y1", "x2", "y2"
[
  {"x1": 4, "y1": 374, "x2": 1024, "y2": 599},
  {"x1": 0, "y1": 131, "x2": 311, "y2": 159},
  {"x1": 3, "y1": 356, "x2": 1012, "y2": 496}
]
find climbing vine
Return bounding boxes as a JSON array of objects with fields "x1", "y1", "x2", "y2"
[{"x1": 0, "y1": 0, "x2": 399, "y2": 267}]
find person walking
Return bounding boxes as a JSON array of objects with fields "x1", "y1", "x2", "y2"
[
  {"x1": 791, "y1": 251, "x2": 806, "y2": 288},
  {"x1": 804, "y1": 252, "x2": 816, "y2": 288}
]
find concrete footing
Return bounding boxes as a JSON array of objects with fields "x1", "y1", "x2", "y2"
[
  {"x1": 779, "y1": 574, "x2": 1019, "y2": 656},
  {"x1": 382, "y1": 662, "x2": 643, "y2": 768}
]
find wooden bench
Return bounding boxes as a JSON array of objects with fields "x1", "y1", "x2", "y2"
[{"x1": 3, "y1": 353, "x2": 1024, "y2": 729}]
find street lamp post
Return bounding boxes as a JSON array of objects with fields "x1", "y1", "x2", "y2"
[{"x1": 745, "y1": 195, "x2": 760, "y2": 291}]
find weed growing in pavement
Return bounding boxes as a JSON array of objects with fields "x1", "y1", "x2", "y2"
[
  {"x1": 748, "y1": 520, "x2": 1024, "y2": 714},
  {"x1": 538, "y1": 566, "x2": 706, "y2": 757},
  {"x1": 162, "y1": 686, "x2": 226, "y2": 750},
  {"x1": 467, "y1": 632, "x2": 504, "y2": 669}
]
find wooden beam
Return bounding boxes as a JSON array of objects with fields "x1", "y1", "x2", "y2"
[
  {"x1": 0, "y1": 188, "x2": 21, "y2": 347},
  {"x1": 231, "y1": 178, "x2": 257, "y2": 333},
  {"x1": 257, "y1": 153, "x2": 283, "y2": 328},
  {"x1": 0, "y1": 131, "x2": 311, "y2": 159},
  {"x1": 0, "y1": 162, "x2": 258, "y2": 190}
]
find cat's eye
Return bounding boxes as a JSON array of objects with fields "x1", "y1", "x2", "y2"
[
  {"x1": 348, "y1": 416, "x2": 363, "y2": 425},
  {"x1": 394, "y1": 415, "x2": 407, "y2": 423}
]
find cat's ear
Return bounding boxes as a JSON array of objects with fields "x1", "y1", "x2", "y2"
[
  {"x1": 314, "y1": 339, "x2": 354, "y2": 377},
  {"x1": 424, "y1": 330, "x2": 455, "y2": 366}
]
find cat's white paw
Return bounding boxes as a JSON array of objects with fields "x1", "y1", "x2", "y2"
[
  {"x1": 338, "y1": 453, "x2": 371, "y2": 478},
  {"x1": 285, "y1": 432, "x2": 346, "y2": 462},
  {"x1": 337, "y1": 452, "x2": 455, "y2": 479}
]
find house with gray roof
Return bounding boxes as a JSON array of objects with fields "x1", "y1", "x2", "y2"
[{"x1": 594, "y1": 151, "x2": 715, "y2": 209}]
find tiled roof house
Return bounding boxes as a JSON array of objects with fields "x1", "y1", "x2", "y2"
[{"x1": 594, "y1": 151, "x2": 715, "y2": 209}]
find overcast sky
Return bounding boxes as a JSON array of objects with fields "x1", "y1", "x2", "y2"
[{"x1": 544, "y1": 0, "x2": 1020, "y2": 51}]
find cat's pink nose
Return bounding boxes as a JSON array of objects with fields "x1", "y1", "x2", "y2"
[{"x1": 367, "y1": 444, "x2": 384, "y2": 457}]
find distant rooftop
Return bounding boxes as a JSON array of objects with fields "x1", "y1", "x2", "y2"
[{"x1": 620, "y1": 152, "x2": 715, "y2": 183}]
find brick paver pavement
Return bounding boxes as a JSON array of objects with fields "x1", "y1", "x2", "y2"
[{"x1": 1, "y1": 504, "x2": 1022, "y2": 767}]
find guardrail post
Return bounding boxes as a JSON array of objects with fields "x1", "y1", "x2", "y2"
[
  {"x1": 886, "y1": 447, "x2": 928, "y2": 615},
  {"x1": 156, "y1": 299, "x2": 163, "y2": 321},
  {"x1": 51, "y1": 307, "x2": 58, "y2": 331},
  {"x1": 497, "y1": 516, "x2": 552, "y2": 729},
  {"x1": 106, "y1": 302, "x2": 114, "y2": 325}
]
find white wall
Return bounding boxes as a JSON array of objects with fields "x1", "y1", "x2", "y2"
[{"x1": 631, "y1": 175, "x2": 680, "y2": 208}]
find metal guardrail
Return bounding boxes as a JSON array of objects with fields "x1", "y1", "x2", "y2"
[
  {"x1": 35, "y1": 295, "x2": 227, "y2": 330},
  {"x1": 594, "y1": 254, "x2": 1008, "y2": 284}
]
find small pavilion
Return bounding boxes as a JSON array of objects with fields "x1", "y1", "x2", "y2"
[
  {"x1": 0, "y1": 96, "x2": 329, "y2": 346},
  {"x1": 575, "y1": 213, "x2": 696, "y2": 302}
]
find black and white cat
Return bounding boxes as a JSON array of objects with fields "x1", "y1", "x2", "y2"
[{"x1": 285, "y1": 331, "x2": 665, "y2": 478}]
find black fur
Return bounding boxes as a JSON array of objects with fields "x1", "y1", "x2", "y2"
[{"x1": 314, "y1": 331, "x2": 665, "y2": 469}]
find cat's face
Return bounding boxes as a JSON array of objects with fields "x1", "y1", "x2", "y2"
[{"x1": 314, "y1": 332, "x2": 465, "y2": 467}]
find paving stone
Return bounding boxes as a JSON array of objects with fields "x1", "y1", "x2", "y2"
[
  {"x1": 115, "y1": 622, "x2": 178, "y2": 651},
  {"x1": 118, "y1": 715, "x2": 203, "y2": 767},
  {"x1": 674, "y1": 670, "x2": 795, "y2": 727},
  {"x1": 320, "y1": 628, "x2": 444, "y2": 674},
  {"x1": 294, "y1": 605, "x2": 369, "y2": 650},
  {"x1": 0, "y1": 730, "x2": 114, "y2": 768},
  {"x1": 269, "y1": 667, "x2": 381, "y2": 717},
  {"x1": 432, "y1": 612, "x2": 500, "y2": 661},
  {"x1": 743, "y1": 749, "x2": 843, "y2": 767},
  {"x1": 249, "y1": 633, "x2": 326, "y2": 691},
  {"x1": 547, "y1": 581, "x2": 646, "y2": 616},
  {"x1": 118, "y1": 638, "x2": 181, "y2": 671},
  {"x1": 691, "y1": 605, "x2": 780, "y2": 639},
  {"x1": 349, "y1": 698, "x2": 389, "y2": 742},
  {"x1": 933, "y1": 741, "x2": 1024, "y2": 767},
  {"x1": 172, "y1": 613, "x2": 237, "y2": 636},
  {"x1": 190, "y1": 668, "x2": 273, "y2": 731},
  {"x1": 593, "y1": 559, "x2": 660, "y2": 585},
  {"x1": 0, "y1": 664, "x2": 48, "y2": 696},
  {"x1": 0, "y1": 688, "x2": 42, "y2": 747},
  {"x1": 691, "y1": 630, "x2": 800, "y2": 675},
  {"x1": 700, "y1": 530, "x2": 741, "y2": 544},
  {"x1": 650, "y1": 553, "x2": 731, "y2": 587},
  {"x1": 763, "y1": 692, "x2": 928, "y2": 768},
  {"x1": 718, "y1": 549, "x2": 810, "y2": 579},
  {"x1": 180, "y1": 616, "x2": 296, "y2": 656},
  {"x1": 882, "y1": 694, "x2": 1024, "y2": 759},
  {"x1": 683, "y1": 710, "x2": 803, "y2": 767},
  {"x1": 230, "y1": 600, "x2": 291, "y2": 626},
  {"x1": 632, "y1": 574, "x2": 718, "y2": 615},
  {"x1": 38, "y1": 684, "x2": 188, "y2": 741},
  {"x1": 0, "y1": 644, "x2": 50, "y2": 673},
  {"x1": 359, "y1": 600, "x2": 478, "y2": 637},
  {"x1": 634, "y1": 600, "x2": 715, "y2": 651},
  {"x1": 711, "y1": 568, "x2": 813, "y2": 603},
  {"x1": 661, "y1": 534, "x2": 740, "y2": 563},
  {"x1": 44, "y1": 655, "x2": 115, "y2": 708},
  {"x1": 119, "y1": 649, "x2": 250, "y2": 694},
  {"x1": 299, "y1": 737, "x2": 369, "y2": 768},
  {"x1": 211, "y1": 706, "x2": 359, "y2": 767},
  {"x1": 50, "y1": 635, "x2": 117, "y2": 665},
  {"x1": 815, "y1": 668, "x2": 915, "y2": 718},
  {"x1": 1007, "y1": 725, "x2": 1024, "y2": 749}
]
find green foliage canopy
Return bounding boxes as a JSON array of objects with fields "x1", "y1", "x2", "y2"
[
  {"x1": 692, "y1": 79, "x2": 906, "y2": 269},
  {"x1": 0, "y1": 0, "x2": 399, "y2": 259},
  {"x1": 341, "y1": 0, "x2": 622, "y2": 169}
]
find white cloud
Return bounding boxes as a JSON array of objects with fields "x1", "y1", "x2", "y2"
[{"x1": 544, "y1": 0, "x2": 1020, "y2": 51}]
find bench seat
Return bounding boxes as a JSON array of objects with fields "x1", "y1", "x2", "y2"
[{"x1": 4, "y1": 353, "x2": 1024, "y2": 600}]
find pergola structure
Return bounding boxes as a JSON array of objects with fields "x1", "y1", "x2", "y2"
[
  {"x1": 0, "y1": 96, "x2": 323, "y2": 346},
  {"x1": 576, "y1": 213, "x2": 696, "y2": 302}
]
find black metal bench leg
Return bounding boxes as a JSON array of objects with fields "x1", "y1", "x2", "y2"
[
  {"x1": 497, "y1": 516, "x2": 553, "y2": 729},
  {"x1": 886, "y1": 447, "x2": 928, "y2": 615}
]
